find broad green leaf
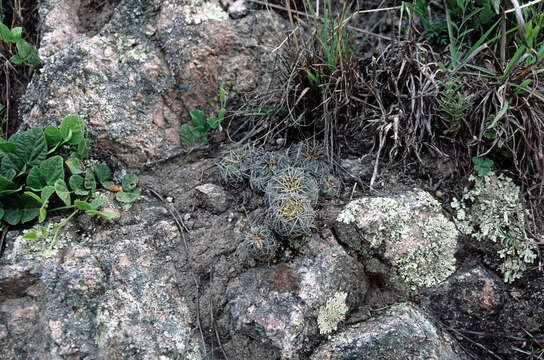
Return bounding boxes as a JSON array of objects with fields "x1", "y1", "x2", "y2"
[
  {"x1": 0, "y1": 23, "x2": 12, "y2": 42},
  {"x1": 14, "y1": 127, "x2": 47, "y2": 167},
  {"x1": 90, "y1": 197, "x2": 105, "y2": 210},
  {"x1": 4, "y1": 208, "x2": 21, "y2": 225},
  {"x1": 65, "y1": 157, "x2": 83, "y2": 175},
  {"x1": 121, "y1": 173, "x2": 138, "y2": 191},
  {"x1": 60, "y1": 115, "x2": 84, "y2": 145},
  {"x1": 26, "y1": 155, "x2": 64, "y2": 191},
  {"x1": 101, "y1": 181, "x2": 115, "y2": 189},
  {"x1": 21, "y1": 196, "x2": 40, "y2": 223},
  {"x1": 190, "y1": 110, "x2": 207, "y2": 134},
  {"x1": 44, "y1": 126, "x2": 63, "y2": 150},
  {"x1": 74, "y1": 138, "x2": 89, "y2": 159},
  {"x1": 54, "y1": 179, "x2": 71, "y2": 206},
  {"x1": 0, "y1": 174, "x2": 17, "y2": 191},
  {"x1": 9, "y1": 55, "x2": 23, "y2": 65},
  {"x1": 10, "y1": 27, "x2": 22, "y2": 41},
  {"x1": 41, "y1": 186, "x2": 55, "y2": 203},
  {"x1": 26, "y1": 166, "x2": 47, "y2": 191},
  {"x1": 41, "y1": 155, "x2": 64, "y2": 185},
  {"x1": 84, "y1": 168, "x2": 96, "y2": 190},
  {"x1": 94, "y1": 163, "x2": 111, "y2": 185},
  {"x1": 86, "y1": 209, "x2": 116, "y2": 218},
  {"x1": 0, "y1": 141, "x2": 15, "y2": 155},
  {"x1": 3, "y1": 195, "x2": 22, "y2": 225},
  {"x1": 207, "y1": 115, "x2": 221, "y2": 130},
  {"x1": 0, "y1": 167, "x2": 18, "y2": 182},
  {"x1": 16, "y1": 39, "x2": 31, "y2": 59},
  {"x1": 0, "y1": 204, "x2": 3, "y2": 220},
  {"x1": 74, "y1": 199, "x2": 92, "y2": 211},
  {"x1": 180, "y1": 124, "x2": 195, "y2": 145},
  {"x1": 69, "y1": 175, "x2": 88, "y2": 195},
  {"x1": 2, "y1": 153, "x2": 25, "y2": 176},
  {"x1": 116, "y1": 188, "x2": 140, "y2": 203}
]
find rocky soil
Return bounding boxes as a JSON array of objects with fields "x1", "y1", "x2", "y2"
[{"x1": 0, "y1": 0, "x2": 543, "y2": 359}]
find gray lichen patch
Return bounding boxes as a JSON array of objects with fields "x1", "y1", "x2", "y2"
[
  {"x1": 317, "y1": 291, "x2": 348, "y2": 335},
  {"x1": 451, "y1": 172, "x2": 538, "y2": 283},
  {"x1": 8, "y1": 220, "x2": 80, "y2": 261},
  {"x1": 337, "y1": 189, "x2": 458, "y2": 289},
  {"x1": 183, "y1": 0, "x2": 229, "y2": 24}
]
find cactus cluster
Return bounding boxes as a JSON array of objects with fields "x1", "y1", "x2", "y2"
[
  {"x1": 267, "y1": 193, "x2": 315, "y2": 237},
  {"x1": 217, "y1": 146, "x2": 253, "y2": 186},
  {"x1": 217, "y1": 141, "x2": 337, "y2": 238},
  {"x1": 249, "y1": 151, "x2": 290, "y2": 192},
  {"x1": 265, "y1": 167, "x2": 319, "y2": 206},
  {"x1": 240, "y1": 226, "x2": 278, "y2": 261},
  {"x1": 289, "y1": 141, "x2": 331, "y2": 178}
]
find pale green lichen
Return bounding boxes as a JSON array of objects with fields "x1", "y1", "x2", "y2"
[
  {"x1": 183, "y1": 0, "x2": 229, "y2": 24},
  {"x1": 317, "y1": 291, "x2": 348, "y2": 335},
  {"x1": 185, "y1": 342, "x2": 202, "y2": 360},
  {"x1": 8, "y1": 221, "x2": 78, "y2": 260},
  {"x1": 337, "y1": 190, "x2": 458, "y2": 288},
  {"x1": 451, "y1": 172, "x2": 537, "y2": 283}
]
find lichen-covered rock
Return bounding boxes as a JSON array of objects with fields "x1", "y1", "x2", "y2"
[
  {"x1": 21, "y1": 0, "x2": 288, "y2": 167},
  {"x1": 335, "y1": 189, "x2": 458, "y2": 289},
  {"x1": 451, "y1": 172, "x2": 538, "y2": 283},
  {"x1": 310, "y1": 303, "x2": 470, "y2": 360},
  {"x1": 222, "y1": 230, "x2": 368, "y2": 359},
  {"x1": 0, "y1": 200, "x2": 196, "y2": 359}
]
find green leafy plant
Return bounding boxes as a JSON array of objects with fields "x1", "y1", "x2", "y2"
[
  {"x1": 437, "y1": 78, "x2": 474, "y2": 133},
  {"x1": 0, "y1": 21, "x2": 40, "y2": 68},
  {"x1": 0, "y1": 114, "x2": 140, "y2": 253},
  {"x1": 180, "y1": 88, "x2": 227, "y2": 149},
  {"x1": 472, "y1": 156, "x2": 493, "y2": 176}
]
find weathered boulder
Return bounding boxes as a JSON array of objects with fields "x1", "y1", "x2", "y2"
[
  {"x1": 310, "y1": 302, "x2": 470, "y2": 360},
  {"x1": 335, "y1": 189, "x2": 458, "y2": 290},
  {"x1": 222, "y1": 229, "x2": 368, "y2": 359},
  {"x1": 21, "y1": 0, "x2": 288, "y2": 167},
  {"x1": 0, "y1": 200, "x2": 197, "y2": 359}
]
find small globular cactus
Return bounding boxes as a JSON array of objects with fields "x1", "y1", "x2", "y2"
[
  {"x1": 320, "y1": 174, "x2": 341, "y2": 198},
  {"x1": 250, "y1": 151, "x2": 290, "y2": 192},
  {"x1": 265, "y1": 167, "x2": 319, "y2": 206},
  {"x1": 267, "y1": 193, "x2": 315, "y2": 237},
  {"x1": 240, "y1": 226, "x2": 278, "y2": 261},
  {"x1": 289, "y1": 141, "x2": 331, "y2": 178},
  {"x1": 217, "y1": 145, "x2": 253, "y2": 186}
]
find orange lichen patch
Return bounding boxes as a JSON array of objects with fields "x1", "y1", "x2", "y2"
[{"x1": 108, "y1": 185, "x2": 123, "y2": 192}]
